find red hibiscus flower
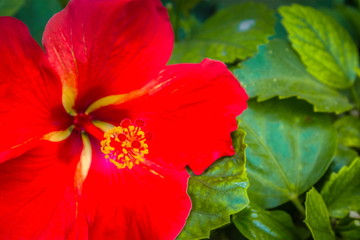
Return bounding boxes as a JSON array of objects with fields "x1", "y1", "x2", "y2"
[{"x1": 0, "y1": 0, "x2": 248, "y2": 239}]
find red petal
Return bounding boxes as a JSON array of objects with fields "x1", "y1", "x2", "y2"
[
  {"x1": 82, "y1": 145, "x2": 191, "y2": 240},
  {"x1": 0, "y1": 135, "x2": 83, "y2": 239},
  {"x1": 43, "y1": 0, "x2": 173, "y2": 112},
  {"x1": 93, "y1": 59, "x2": 248, "y2": 174},
  {"x1": 0, "y1": 17, "x2": 69, "y2": 162}
]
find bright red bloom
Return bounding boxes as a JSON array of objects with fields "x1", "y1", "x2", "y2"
[{"x1": 0, "y1": 0, "x2": 247, "y2": 239}]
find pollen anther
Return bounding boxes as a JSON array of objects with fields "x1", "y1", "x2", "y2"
[{"x1": 101, "y1": 119, "x2": 151, "y2": 169}]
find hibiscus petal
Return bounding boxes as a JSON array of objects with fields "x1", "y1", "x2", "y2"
[
  {"x1": 92, "y1": 59, "x2": 248, "y2": 174},
  {"x1": 0, "y1": 135, "x2": 84, "y2": 239},
  {"x1": 0, "y1": 17, "x2": 69, "y2": 163},
  {"x1": 82, "y1": 144, "x2": 191, "y2": 240},
  {"x1": 43, "y1": 0, "x2": 173, "y2": 112}
]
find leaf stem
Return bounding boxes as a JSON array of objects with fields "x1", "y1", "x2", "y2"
[
  {"x1": 351, "y1": 85, "x2": 360, "y2": 110},
  {"x1": 291, "y1": 195, "x2": 305, "y2": 217}
]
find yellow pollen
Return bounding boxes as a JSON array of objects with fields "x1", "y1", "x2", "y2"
[{"x1": 100, "y1": 119, "x2": 151, "y2": 169}]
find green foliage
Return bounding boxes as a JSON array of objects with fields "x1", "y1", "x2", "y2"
[
  {"x1": 233, "y1": 205, "x2": 299, "y2": 240},
  {"x1": 239, "y1": 98, "x2": 336, "y2": 208},
  {"x1": 279, "y1": 4, "x2": 359, "y2": 89},
  {"x1": 7, "y1": 1, "x2": 360, "y2": 239},
  {"x1": 170, "y1": 2, "x2": 275, "y2": 63},
  {"x1": 321, "y1": 158, "x2": 360, "y2": 218},
  {"x1": 331, "y1": 144, "x2": 358, "y2": 172},
  {"x1": 304, "y1": 188, "x2": 336, "y2": 240},
  {"x1": 235, "y1": 39, "x2": 352, "y2": 113},
  {"x1": 15, "y1": 0, "x2": 62, "y2": 43},
  {"x1": 0, "y1": 0, "x2": 24, "y2": 16},
  {"x1": 177, "y1": 129, "x2": 249, "y2": 240},
  {"x1": 335, "y1": 116, "x2": 360, "y2": 148}
]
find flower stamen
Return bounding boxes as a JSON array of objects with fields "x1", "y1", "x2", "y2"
[{"x1": 101, "y1": 119, "x2": 151, "y2": 169}]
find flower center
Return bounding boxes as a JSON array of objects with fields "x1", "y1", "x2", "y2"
[
  {"x1": 73, "y1": 113, "x2": 104, "y2": 140},
  {"x1": 100, "y1": 119, "x2": 151, "y2": 169}
]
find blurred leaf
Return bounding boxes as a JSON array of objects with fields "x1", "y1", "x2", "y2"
[
  {"x1": 213, "y1": 0, "x2": 340, "y2": 9},
  {"x1": 170, "y1": 2, "x2": 275, "y2": 63},
  {"x1": 337, "y1": 6, "x2": 360, "y2": 45},
  {"x1": 335, "y1": 116, "x2": 360, "y2": 148},
  {"x1": 321, "y1": 158, "x2": 360, "y2": 218},
  {"x1": 58, "y1": 0, "x2": 69, "y2": 8},
  {"x1": 172, "y1": 0, "x2": 202, "y2": 16},
  {"x1": 15, "y1": 0, "x2": 62, "y2": 43},
  {"x1": 233, "y1": 205, "x2": 299, "y2": 240},
  {"x1": 320, "y1": 7, "x2": 360, "y2": 45},
  {"x1": 279, "y1": 4, "x2": 358, "y2": 89},
  {"x1": 304, "y1": 188, "x2": 335, "y2": 240},
  {"x1": 235, "y1": 39, "x2": 352, "y2": 114},
  {"x1": 239, "y1": 98, "x2": 336, "y2": 208},
  {"x1": 338, "y1": 219, "x2": 360, "y2": 240},
  {"x1": 330, "y1": 144, "x2": 358, "y2": 172},
  {"x1": 177, "y1": 129, "x2": 249, "y2": 240},
  {"x1": 0, "y1": 0, "x2": 24, "y2": 16}
]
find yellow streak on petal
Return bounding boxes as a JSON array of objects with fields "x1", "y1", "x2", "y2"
[
  {"x1": 42, "y1": 126, "x2": 74, "y2": 142},
  {"x1": 92, "y1": 120, "x2": 115, "y2": 133},
  {"x1": 62, "y1": 85, "x2": 77, "y2": 116},
  {"x1": 74, "y1": 133, "x2": 92, "y2": 191},
  {"x1": 51, "y1": 46, "x2": 78, "y2": 116},
  {"x1": 85, "y1": 93, "x2": 131, "y2": 114},
  {"x1": 85, "y1": 77, "x2": 171, "y2": 114}
]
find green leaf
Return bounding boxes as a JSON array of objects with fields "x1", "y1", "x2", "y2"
[
  {"x1": 15, "y1": 0, "x2": 62, "y2": 43},
  {"x1": 234, "y1": 39, "x2": 352, "y2": 114},
  {"x1": 172, "y1": 0, "x2": 202, "y2": 16},
  {"x1": 279, "y1": 4, "x2": 359, "y2": 89},
  {"x1": 321, "y1": 158, "x2": 360, "y2": 218},
  {"x1": 239, "y1": 98, "x2": 336, "y2": 208},
  {"x1": 170, "y1": 2, "x2": 275, "y2": 63},
  {"x1": 177, "y1": 129, "x2": 249, "y2": 240},
  {"x1": 304, "y1": 188, "x2": 335, "y2": 240},
  {"x1": 335, "y1": 116, "x2": 360, "y2": 148},
  {"x1": 330, "y1": 144, "x2": 358, "y2": 172},
  {"x1": 233, "y1": 205, "x2": 299, "y2": 240},
  {"x1": 338, "y1": 219, "x2": 360, "y2": 240},
  {"x1": 0, "y1": 0, "x2": 24, "y2": 16}
]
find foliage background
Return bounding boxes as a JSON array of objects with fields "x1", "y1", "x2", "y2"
[{"x1": 2, "y1": 0, "x2": 360, "y2": 239}]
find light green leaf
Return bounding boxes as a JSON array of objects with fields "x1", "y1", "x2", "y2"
[
  {"x1": 15, "y1": 0, "x2": 62, "y2": 43},
  {"x1": 321, "y1": 158, "x2": 360, "y2": 218},
  {"x1": 170, "y1": 2, "x2": 275, "y2": 63},
  {"x1": 177, "y1": 129, "x2": 249, "y2": 240},
  {"x1": 239, "y1": 98, "x2": 336, "y2": 208},
  {"x1": 233, "y1": 205, "x2": 299, "y2": 240},
  {"x1": 235, "y1": 39, "x2": 352, "y2": 114},
  {"x1": 304, "y1": 188, "x2": 335, "y2": 240},
  {"x1": 279, "y1": 4, "x2": 358, "y2": 89},
  {"x1": 335, "y1": 116, "x2": 360, "y2": 148},
  {"x1": 0, "y1": 0, "x2": 24, "y2": 16}
]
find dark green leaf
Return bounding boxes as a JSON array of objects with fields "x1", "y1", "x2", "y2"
[
  {"x1": 15, "y1": 0, "x2": 62, "y2": 43},
  {"x1": 304, "y1": 188, "x2": 335, "y2": 240},
  {"x1": 177, "y1": 129, "x2": 249, "y2": 240},
  {"x1": 233, "y1": 205, "x2": 299, "y2": 240},
  {"x1": 234, "y1": 39, "x2": 352, "y2": 114},
  {"x1": 279, "y1": 4, "x2": 358, "y2": 89},
  {"x1": 338, "y1": 219, "x2": 360, "y2": 240},
  {"x1": 170, "y1": 2, "x2": 275, "y2": 63},
  {"x1": 330, "y1": 144, "x2": 358, "y2": 172},
  {"x1": 321, "y1": 158, "x2": 360, "y2": 218},
  {"x1": 239, "y1": 98, "x2": 336, "y2": 208},
  {"x1": 335, "y1": 116, "x2": 360, "y2": 148},
  {"x1": 0, "y1": 0, "x2": 24, "y2": 16}
]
